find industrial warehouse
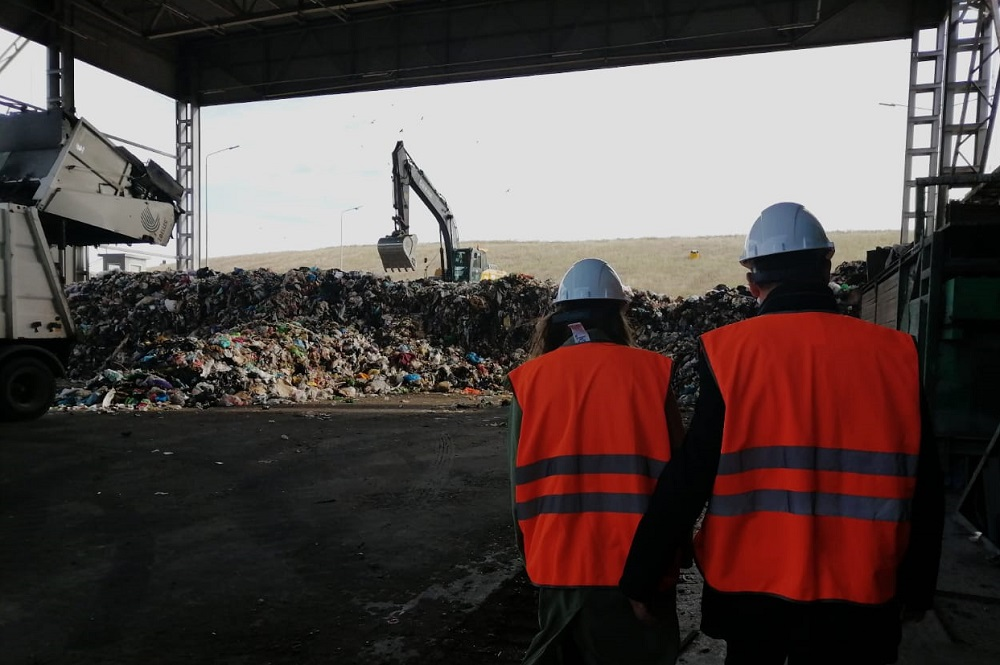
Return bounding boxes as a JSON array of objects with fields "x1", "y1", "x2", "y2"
[{"x1": 1, "y1": 2, "x2": 998, "y2": 664}]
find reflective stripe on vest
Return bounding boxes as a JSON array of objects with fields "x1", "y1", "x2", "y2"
[
  {"x1": 516, "y1": 453, "x2": 668, "y2": 484},
  {"x1": 696, "y1": 312, "x2": 921, "y2": 604},
  {"x1": 509, "y1": 342, "x2": 673, "y2": 587},
  {"x1": 515, "y1": 453, "x2": 667, "y2": 519}
]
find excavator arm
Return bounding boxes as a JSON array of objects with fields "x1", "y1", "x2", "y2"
[{"x1": 377, "y1": 141, "x2": 460, "y2": 281}]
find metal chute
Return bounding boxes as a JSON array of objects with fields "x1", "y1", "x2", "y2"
[
  {"x1": 377, "y1": 232, "x2": 418, "y2": 271},
  {"x1": 0, "y1": 109, "x2": 181, "y2": 247}
]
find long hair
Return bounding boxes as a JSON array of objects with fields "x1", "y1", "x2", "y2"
[{"x1": 527, "y1": 300, "x2": 634, "y2": 358}]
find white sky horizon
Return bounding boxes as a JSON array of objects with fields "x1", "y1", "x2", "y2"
[{"x1": 0, "y1": 30, "x2": 925, "y2": 261}]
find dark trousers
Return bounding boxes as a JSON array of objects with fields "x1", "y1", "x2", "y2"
[
  {"x1": 724, "y1": 634, "x2": 895, "y2": 665},
  {"x1": 703, "y1": 585, "x2": 903, "y2": 665},
  {"x1": 524, "y1": 587, "x2": 679, "y2": 665}
]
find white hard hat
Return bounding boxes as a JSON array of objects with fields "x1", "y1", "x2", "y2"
[
  {"x1": 555, "y1": 258, "x2": 629, "y2": 304},
  {"x1": 739, "y1": 202, "x2": 835, "y2": 267}
]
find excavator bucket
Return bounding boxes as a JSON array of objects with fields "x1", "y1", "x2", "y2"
[{"x1": 377, "y1": 233, "x2": 418, "y2": 272}]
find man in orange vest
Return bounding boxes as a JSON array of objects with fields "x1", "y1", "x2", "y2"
[
  {"x1": 509, "y1": 258, "x2": 686, "y2": 664},
  {"x1": 620, "y1": 203, "x2": 944, "y2": 664}
]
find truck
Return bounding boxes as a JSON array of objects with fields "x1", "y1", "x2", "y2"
[
  {"x1": 0, "y1": 106, "x2": 182, "y2": 421},
  {"x1": 376, "y1": 141, "x2": 505, "y2": 282}
]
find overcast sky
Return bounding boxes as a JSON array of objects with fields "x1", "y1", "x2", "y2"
[{"x1": 1, "y1": 30, "x2": 918, "y2": 259}]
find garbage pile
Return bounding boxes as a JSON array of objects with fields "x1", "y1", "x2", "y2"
[
  {"x1": 831, "y1": 260, "x2": 867, "y2": 288},
  {"x1": 629, "y1": 285, "x2": 757, "y2": 402},
  {"x1": 830, "y1": 260, "x2": 867, "y2": 317},
  {"x1": 58, "y1": 269, "x2": 554, "y2": 411},
  {"x1": 53, "y1": 260, "x2": 864, "y2": 412}
]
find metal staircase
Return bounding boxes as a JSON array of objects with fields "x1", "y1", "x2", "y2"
[{"x1": 902, "y1": 0, "x2": 999, "y2": 244}]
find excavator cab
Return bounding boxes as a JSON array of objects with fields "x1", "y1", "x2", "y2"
[
  {"x1": 377, "y1": 232, "x2": 418, "y2": 272},
  {"x1": 453, "y1": 247, "x2": 486, "y2": 282}
]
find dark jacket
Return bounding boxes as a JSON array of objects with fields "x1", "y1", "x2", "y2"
[{"x1": 619, "y1": 283, "x2": 945, "y2": 661}]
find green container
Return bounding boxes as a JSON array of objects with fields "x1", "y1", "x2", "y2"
[
  {"x1": 944, "y1": 277, "x2": 1000, "y2": 323},
  {"x1": 932, "y1": 331, "x2": 1000, "y2": 439}
]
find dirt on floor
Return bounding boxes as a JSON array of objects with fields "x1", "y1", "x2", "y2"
[
  {"x1": 4, "y1": 395, "x2": 997, "y2": 665},
  {"x1": 0, "y1": 394, "x2": 701, "y2": 665}
]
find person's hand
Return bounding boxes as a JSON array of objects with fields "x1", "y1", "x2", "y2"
[{"x1": 629, "y1": 599, "x2": 658, "y2": 626}]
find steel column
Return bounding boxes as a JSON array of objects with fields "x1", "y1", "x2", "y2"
[{"x1": 175, "y1": 101, "x2": 202, "y2": 272}]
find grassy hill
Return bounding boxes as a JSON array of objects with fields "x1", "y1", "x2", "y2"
[{"x1": 207, "y1": 231, "x2": 898, "y2": 298}]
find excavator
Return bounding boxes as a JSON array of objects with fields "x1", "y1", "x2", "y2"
[{"x1": 377, "y1": 141, "x2": 504, "y2": 282}]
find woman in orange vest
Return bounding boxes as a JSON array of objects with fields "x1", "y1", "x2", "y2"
[
  {"x1": 508, "y1": 258, "x2": 686, "y2": 665},
  {"x1": 620, "y1": 203, "x2": 944, "y2": 665}
]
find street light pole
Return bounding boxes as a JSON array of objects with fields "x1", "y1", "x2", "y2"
[
  {"x1": 340, "y1": 205, "x2": 363, "y2": 269},
  {"x1": 204, "y1": 144, "x2": 240, "y2": 269}
]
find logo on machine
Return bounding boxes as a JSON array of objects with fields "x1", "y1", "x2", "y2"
[{"x1": 140, "y1": 206, "x2": 161, "y2": 234}]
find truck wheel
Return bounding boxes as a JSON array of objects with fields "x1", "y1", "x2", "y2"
[{"x1": 0, "y1": 357, "x2": 56, "y2": 422}]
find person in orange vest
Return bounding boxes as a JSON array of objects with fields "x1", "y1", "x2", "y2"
[
  {"x1": 508, "y1": 257, "x2": 687, "y2": 665},
  {"x1": 619, "y1": 202, "x2": 945, "y2": 664}
]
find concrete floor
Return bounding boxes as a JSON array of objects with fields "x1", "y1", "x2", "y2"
[
  {"x1": 2, "y1": 398, "x2": 998, "y2": 664},
  {"x1": 0, "y1": 397, "x2": 519, "y2": 664}
]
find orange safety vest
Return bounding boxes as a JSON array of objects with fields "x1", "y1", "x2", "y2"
[
  {"x1": 696, "y1": 312, "x2": 921, "y2": 604},
  {"x1": 509, "y1": 342, "x2": 674, "y2": 587}
]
